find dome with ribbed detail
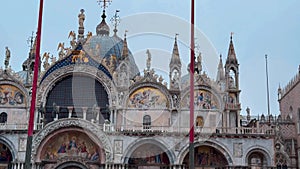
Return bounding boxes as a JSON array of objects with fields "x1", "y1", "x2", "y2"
[{"x1": 83, "y1": 34, "x2": 139, "y2": 79}]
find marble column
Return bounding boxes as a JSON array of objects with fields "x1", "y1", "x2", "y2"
[
  {"x1": 67, "y1": 106, "x2": 73, "y2": 118},
  {"x1": 82, "y1": 107, "x2": 88, "y2": 120}
]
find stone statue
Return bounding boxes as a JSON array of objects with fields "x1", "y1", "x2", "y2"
[
  {"x1": 50, "y1": 55, "x2": 56, "y2": 65},
  {"x1": 52, "y1": 102, "x2": 59, "y2": 118},
  {"x1": 68, "y1": 31, "x2": 77, "y2": 49},
  {"x1": 86, "y1": 31, "x2": 92, "y2": 41},
  {"x1": 146, "y1": 49, "x2": 151, "y2": 70},
  {"x1": 57, "y1": 42, "x2": 65, "y2": 60},
  {"x1": 195, "y1": 53, "x2": 202, "y2": 74},
  {"x1": 92, "y1": 104, "x2": 99, "y2": 120},
  {"x1": 4, "y1": 47, "x2": 10, "y2": 69},
  {"x1": 172, "y1": 71, "x2": 179, "y2": 88},
  {"x1": 42, "y1": 52, "x2": 50, "y2": 70},
  {"x1": 78, "y1": 9, "x2": 85, "y2": 28}
]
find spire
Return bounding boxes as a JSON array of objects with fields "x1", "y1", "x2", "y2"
[
  {"x1": 216, "y1": 54, "x2": 225, "y2": 82},
  {"x1": 226, "y1": 32, "x2": 238, "y2": 64},
  {"x1": 169, "y1": 34, "x2": 182, "y2": 90},
  {"x1": 23, "y1": 32, "x2": 38, "y2": 72},
  {"x1": 121, "y1": 30, "x2": 128, "y2": 60},
  {"x1": 277, "y1": 83, "x2": 282, "y2": 100},
  {"x1": 170, "y1": 34, "x2": 181, "y2": 67}
]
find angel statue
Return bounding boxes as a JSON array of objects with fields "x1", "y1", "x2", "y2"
[
  {"x1": 68, "y1": 31, "x2": 77, "y2": 49},
  {"x1": 57, "y1": 42, "x2": 66, "y2": 60},
  {"x1": 42, "y1": 52, "x2": 50, "y2": 70},
  {"x1": 86, "y1": 31, "x2": 93, "y2": 41},
  {"x1": 50, "y1": 55, "x2": 56, "y2": 65}
]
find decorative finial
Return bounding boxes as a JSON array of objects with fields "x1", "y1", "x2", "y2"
[
  {"x1": 97, "y1": 0, "x2": 112, "y2": 10},
  {"x1": 111, "y1": 10, "x2": 120, "y2": 35},
  {"x1": 27, "y1": 31, "x2": 35, "y2": 49},
  {"x1": 4, "y1": 47, "x2": 11, "y2": 69},
  {"x1": 124, "y1": 30, "x2": 128, "y2": 38},
  {"x1": 175, "y1": 33, "x2": 179, "y2": 41},
  {"x1": 230, "y1": 32, "x2": 234, "y2": 40}
]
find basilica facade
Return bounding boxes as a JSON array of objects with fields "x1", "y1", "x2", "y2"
[{"x1": 0, "y1": 5, "x2": 296, "y2": 169}]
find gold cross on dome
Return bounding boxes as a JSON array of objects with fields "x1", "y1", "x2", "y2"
[{"x1": 97, "y1": 0, "x2": 112, "y2": 10}]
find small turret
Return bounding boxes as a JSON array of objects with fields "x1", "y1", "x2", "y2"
[
  {"x1": 226, "y1": 33, "x2": 238, "y2": 65},
  {"x1": 121, "y1": 31, "x2": 129, "y2": 60}
]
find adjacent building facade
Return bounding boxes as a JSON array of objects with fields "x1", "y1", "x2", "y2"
[{"x1": 0, "y1": 5, "x2": 297, "y2": 169}]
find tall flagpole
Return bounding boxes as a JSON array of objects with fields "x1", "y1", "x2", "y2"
[
  {"x1": 265, "y1": 54, "x2": 271, "y2": 124},
  {"x1": 189, "y1": 0, "x2": 195, "y2": 169},
  {"x1": 25, "y1": 0, "x2": 44, "y2": 168}
]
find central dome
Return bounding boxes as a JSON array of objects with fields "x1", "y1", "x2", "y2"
[
  {"x1": 84, "y1": 35, "x2": 124, "y2": 59},
  {"x1": 83, "y1": 34, "x2": 139, "y2": 79},
  {"x1": 81, "y1": 10, "x2": 139, "y2": 79}
]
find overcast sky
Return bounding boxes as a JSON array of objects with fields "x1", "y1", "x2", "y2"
[{"x1": 0, "y1": 0, "x2": 299, "y2": 116}]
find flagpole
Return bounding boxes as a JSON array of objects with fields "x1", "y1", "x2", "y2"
[
  {"x1": 25, "y1": 0, "x2": 44, "y2": 168},
  {"x1": 189, "y1": 0, "x2": 195, "y2": 168},
  {"x1": 265, "y1": 54, "x2": 271, "y2": 124}
]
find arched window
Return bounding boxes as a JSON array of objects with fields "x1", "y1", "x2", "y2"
[
  {"x1": 0, "y1": 112, "x2": 7, "y2": 123},
  {"x1": 143, "y1": 115, "x2": 151, "y2": 129}
]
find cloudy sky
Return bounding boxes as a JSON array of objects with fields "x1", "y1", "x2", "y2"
[{"x1": 0, "y1": 0, "x2": 299, "y2": 116}]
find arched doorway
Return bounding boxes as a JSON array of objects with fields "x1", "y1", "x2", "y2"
[
  {"x1": 55, "y1": 161, "x2": 88, "y2": 169},
  {"x1": 247, "y1": 151, "x2": 268, "y2": 168},
  {"x1": 127, "y1": 143, "x2": 170, "y2": 168},
  {"x1": 0, "y1": 142, "x2": 12, "y2": 168},
  {"x1": 39, "y1": 129, "x2": 104, "y2": 169},
  {"x1": 183, "y1": 145, "x2": 228, "y2": 168}
]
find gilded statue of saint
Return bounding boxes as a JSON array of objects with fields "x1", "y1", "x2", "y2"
[{"x1": 78, "y1": 9, "x2": 85, "y2": 28}]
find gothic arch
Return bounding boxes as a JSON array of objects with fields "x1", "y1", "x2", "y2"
[
  {"x1": 122, "y1": 138, "x2": 176, "y2": 164},
  {"x1": 37, "y1": 64, "x2": 116, "y2": 108},
  {"x1": 32, "y1": 118, "x2": 113, "y2": 163}
]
